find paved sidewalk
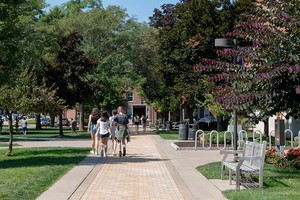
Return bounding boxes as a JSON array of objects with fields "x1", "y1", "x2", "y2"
[{"x1": 1, "y1": 128, "x2": 236, "y2": 199}]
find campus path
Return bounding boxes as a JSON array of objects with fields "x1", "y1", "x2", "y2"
[{"x1": 1, "y1": 127, "x2": 235, "y2": 199}]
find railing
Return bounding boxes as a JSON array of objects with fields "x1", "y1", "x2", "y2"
[
  {"x1": 253, "y1": 130, "x2": 263, "y2": 144},
  {"x1": 238, "y1": 130, "x2": 248, "y2": 149},
  {"x1": 194, "y1": 129, "x2": 300, "y2": 151},
  {"x1": 194, "y1": 129, "x2": 263, "y2": 151},
  {"x1": 268, "y1": 129, "x2": 300, "y2": 149}
]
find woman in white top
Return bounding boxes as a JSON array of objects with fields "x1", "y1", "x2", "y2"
[
  {"x1": 133, "y1": 113, "x2": 140, "y2": 134},
  {"x1": 96, "y1": 111, "x2": 111, "y2": 157}
]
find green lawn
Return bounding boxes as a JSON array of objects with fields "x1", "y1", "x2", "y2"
[
  {"x1": 0, "y1": 147, "x2": 90, "y2": 200},
  {"x1": 156, "y1": 130, "x2": 179, "y2": 140},
  {"x1": 197, "y1": 162, "x2": 300, "y2": 200},
  {"x1": 0, "y1": 142, "x2": 22, "y2": 147},
  {"x1": 1, "y1": 127, "x2": 90, "y2": 139},
  {"x1": 26, "y1": 120, "x2": 36, "y2": 124}
]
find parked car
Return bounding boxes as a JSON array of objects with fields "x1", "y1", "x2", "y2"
[
  {"x1": 199, "y1": 118, "x2": 210, "y2": 126},
  {"x1": 41, "y1": 117, "x2": 50, "y2": 126},
  {"x1": 0, "y1": 115, "x2": 7, "y2": 121},
  {"x1": 57, "y1": 118, "x2": 70, "y2": 126}
]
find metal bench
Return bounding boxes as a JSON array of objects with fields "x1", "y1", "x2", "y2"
[{"x1": 219, "y1": 140, "x2": 267, "y2": 189}]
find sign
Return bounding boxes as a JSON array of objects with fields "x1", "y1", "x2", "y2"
[{"x1": 166, "y1": 99, "x2": 170, "y2": 107}]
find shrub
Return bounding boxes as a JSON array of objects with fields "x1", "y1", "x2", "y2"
[
  {"x1": 265, "y1": 148, "x2": 300, "y2": 169},
  {"x1": 203, "y1": 132, "x2": 232, "y2": 144},
  {"x1": 265, "y1": 148, "x2": 280, "y2": 164},
  {"x1": 284, "y1": 149, "x2": 300, "y2": 169}
]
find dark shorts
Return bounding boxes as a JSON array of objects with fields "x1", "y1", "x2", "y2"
[
  {"x1": 134, "y1": 122, "x2": 139, "y2": 125},
  {"x1": 22, "y1": 127, "x2": 28, "y2": 132},
  {"x1": 99, "y1": 133, "x2": 110, "y2": 138}
]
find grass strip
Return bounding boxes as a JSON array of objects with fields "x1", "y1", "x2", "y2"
[
  {"x1": 156, "y1": 130, "x2": 180, "y2": 140},
  {"x1": 0, "y1": 147, "x2": 90, "y2": 200},
  {"x1": 0, "y1": 143, "x2": 21, "y2": 147},
  {"x1": 197, "y1": 162, "x2": 300, "y2": 200},
  {"x1": 1, "y1": 127, "x2": 90, "y2": 139}
]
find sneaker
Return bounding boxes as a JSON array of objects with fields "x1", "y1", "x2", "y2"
[
  {"x1": 96, "y1": 151, "x2": 99, "y2": 155},
  {"x1": 119, "y1": 151, "x2": 122, "y2": 157},
  {"x1": 101, "y1": 149, "x2": 104, "y2": 157},
  {"x1": 90, "y1": 151, "x2": 95, "y2": 154},
  {"x1": 123, "y1": 147, "x2": 126, "y2": 157},
  {"x1": 112, "y1": 151, "x2": 116, "y2": 156},
  {"x1": 104, "y1": 153, "x2": 107, "y2": 157}
]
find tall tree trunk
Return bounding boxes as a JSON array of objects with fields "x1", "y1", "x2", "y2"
[
  {"x1": 79, "y1": 103, "x2": 85, "y2": 131},
  {"x1": 36, "y1": 113, "x2": 42, "y2": 130},
  {"x1": 217, "y1": 115, "x2": 224, "y2": 131},
  {"x1": 263, "y1": 118, "x2": 269, "y2": 138},
  {"x1": 59, "y1": 112, "x2": 63, "y2": 136},
  {"x1": 179, "y1": 99, "x2": 183, "y2": 124},
  {"x1": 8, "y1": 111, "x2": 13, "y2": 154},
  {"x1": 50, "y1": 115, "x2": 55, "y2": 127},
  {"x1": 187, "y1": 107, "x2": 194, "y2": 124}
]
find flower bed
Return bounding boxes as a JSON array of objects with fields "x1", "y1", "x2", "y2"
[{"x1": 265, "y1": 148, "x2": 300, "y2": 169}]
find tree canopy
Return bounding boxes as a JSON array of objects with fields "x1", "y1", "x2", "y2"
[
  {"x1": 148, "y1": 0, "x2": 255, "y2": 123},
  {"x1": 57, "y1": 6, "x2": 157, "y2": 109},
  {"x1": 198, "y1": 0, "x2": 300, "y2": 122}
]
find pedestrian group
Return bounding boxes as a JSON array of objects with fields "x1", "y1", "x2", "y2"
[{"x1": 88, "y1": 106, "x2": 138, "y2": 157}]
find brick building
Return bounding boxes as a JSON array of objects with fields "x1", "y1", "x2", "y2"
[{"x1": 124, "y1": 90, "x2": 157, "y2": 122}]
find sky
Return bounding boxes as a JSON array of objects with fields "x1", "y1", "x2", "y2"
[{"x1": 45, "y1": 0, "x2": 180, "y2": 23}]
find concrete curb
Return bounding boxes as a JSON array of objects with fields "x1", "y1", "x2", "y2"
[{"x1": 171, "y1": 142, "x2": 235, "y2": 150}]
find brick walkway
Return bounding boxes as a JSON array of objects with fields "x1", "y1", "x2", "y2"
[
  {"x1": 31, "y1": 127, "x2": 229, "y2": 200},
  {"x1": 74, "y1": 134, "x2": 186, "y2": 200}
]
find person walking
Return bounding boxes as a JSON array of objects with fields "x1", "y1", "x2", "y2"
[
  {"x1": 113, "y1": 106, "x2": 131, "y2": 157},
  {"x1": 141, "y1": 115, "x2": 147, "y2": 134},
  {"x1": 71, "y1": 118, "x2": 77, "y2": 134},
  {"x1": 96, "y1": 111, "x2": 111, "y2": 157},
  {"x1": 87, "y1": 107, "x2": 101, "y2": 154},
  {"x1": 0, "y1": 116, "x2": 3, "y2": 135},
  {"x1": 21, "y1": 117, "x2": 28, "y2": 135},
  {"x1": 133, "y1": 113, "x2": 140, "y2": 134},
  {"x1": 109, "y1": 110, "x2": 118, "y2": 156}
]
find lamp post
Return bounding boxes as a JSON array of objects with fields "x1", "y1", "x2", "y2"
[{"x1": 215, "y1": 38, "x2": 238, "y2": 151}]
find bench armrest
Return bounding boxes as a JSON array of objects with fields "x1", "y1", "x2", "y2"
[
  {"x1": 219, "y1": 150, "x2": 243, "y2": 155},
  {"x1": 233, "y1": 155, "x2": 263, "y2": 161}
]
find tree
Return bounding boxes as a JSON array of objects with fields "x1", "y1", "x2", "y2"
[
  {"x1": 0, "y1": 69, "x2": 65, "y2": 154},
  {"x1": 0, "y1": 0, "x2": 48, "y2": 85},
  {"x1": 58, "y1": 6, "x2": 155, "y2": 109},
  {"x1": 149, "y1": 0, "x2": 255, "y2": 124},
  {"x1": 198, "y1": 0, "x2": 300, "y2": 136},
  {"x1": 42, "y1": 30, "x2": 99, "y2": 135}
]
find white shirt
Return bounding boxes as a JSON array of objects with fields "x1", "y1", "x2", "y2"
[
  {"x1": 97, "y1": 119, "x2": 110, "y2": 135},
  {"x1": 134, "y1": 116, "x2": 139, "y2": 122}
]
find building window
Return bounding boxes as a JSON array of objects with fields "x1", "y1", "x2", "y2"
[
  {"x1": 204, "y1": 110, "x2": 209, "y2": 117},
  {"x1": 127, "y1": 109, "x2": 132, "y2": 119},
  {"x1": 127, "y1": 92, "x2": 133, "y2": 102}
]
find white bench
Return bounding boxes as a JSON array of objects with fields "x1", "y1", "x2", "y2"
[{"x1": 219, "y1": 140, "x2": 267, "y2": 189}]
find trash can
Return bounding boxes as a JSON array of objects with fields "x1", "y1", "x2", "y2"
[
  {"x1": 188, "y1": 124, "x2": 198, "y2": 140},
  {"x1": 179, "y1": 124, "x2": 188, "y2": 140},
  {"x1": 166, "y1": 121, "x2": 172, "y2": 130}
]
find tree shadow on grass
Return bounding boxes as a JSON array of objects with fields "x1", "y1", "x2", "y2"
[
  {"x1": 0, "y1": 147, "x2": 90, "y2": 169},
  {"x1": 0, "y1": 155, "x2": 87, "y2": 169}
]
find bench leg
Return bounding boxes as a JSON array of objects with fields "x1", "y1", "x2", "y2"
[
  {"x1": 259, "y1": 171, "x2": 263, "y2": 188},
  {"x1": 236, "y1": 169, "x2": 240, "y2": 190},
  {"x1": 229, "y1": 169, "x2": 232, "y2": 185},
  {"x1": 221, "y1": 164, "x2": 225, "y2": 180}
]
